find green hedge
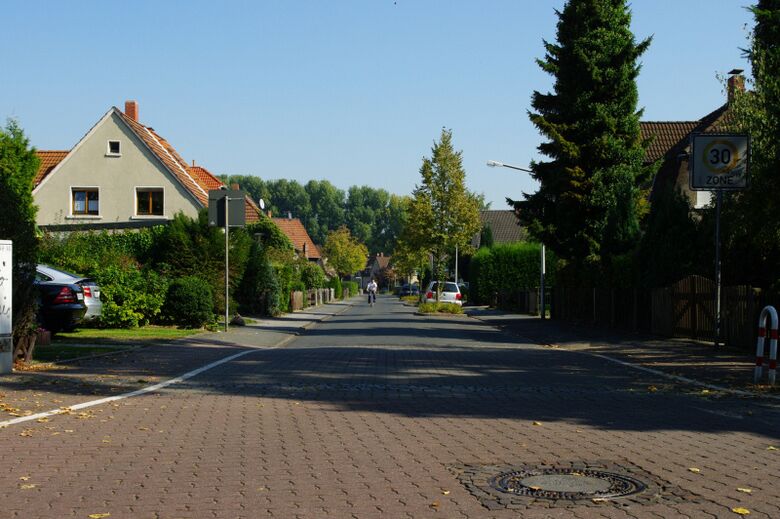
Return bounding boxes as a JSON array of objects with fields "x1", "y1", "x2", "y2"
[{"x1": 469, "y1": 242, "x2": 556, "y2": 306}]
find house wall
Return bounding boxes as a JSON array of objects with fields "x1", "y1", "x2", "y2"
[{"x1": 33, "y1": 111, "x2": 202, "y2": 227}]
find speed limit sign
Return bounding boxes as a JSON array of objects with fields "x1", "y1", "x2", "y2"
[{"x1": 690, "y1": 134, "x2": 749, "y2": 190}]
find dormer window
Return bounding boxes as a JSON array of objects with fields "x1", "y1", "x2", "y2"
[{"x1": 107, "y1": 140, "x2": 121, "y2": 156}]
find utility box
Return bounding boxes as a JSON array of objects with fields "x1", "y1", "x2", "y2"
[
  {"x1": 208, "y1": 190, "x2": 247, "y2": 227},
  {"x1": 0, "y1": 240, "x2": 12, "y2": 374}
]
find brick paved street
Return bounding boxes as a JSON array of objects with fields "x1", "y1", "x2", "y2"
[{"x1": 0, "y1": 296, "x2": 778, "y2": 518}]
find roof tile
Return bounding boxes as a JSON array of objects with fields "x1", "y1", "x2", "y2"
[
  {"x1": 34, "y1": 151, "x2": 68, "y2": 186},
  {"x1": 271, "y1": 217, "x2": 320, "y2": 259}
]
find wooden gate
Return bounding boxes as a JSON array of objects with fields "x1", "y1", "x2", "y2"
[{"x1": 653, "y1": 276, "x2": 715, "y2": 340}]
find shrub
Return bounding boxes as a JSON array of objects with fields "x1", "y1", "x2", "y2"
[
  {"x1": 327, "y1": 277, "x2": 343, "y2": 299},
  {"x1": 300, "y1": 262, "x2": 326, "y2": 289},
  {"x1": 343, "y1": 280, "x2": 359, "y2": 296},
  {"x1": 164, "y1": 276, "x2": 213, "y2": 328},
  {"x1": 418, "y1": 302, "x2": 464, "y2": 314},
  {"x1": 95, "y1": 265, "x2": 168, "y2": 328},
  {"x1": 237, "y1": 241, "x2": 282, "y2": 316}
]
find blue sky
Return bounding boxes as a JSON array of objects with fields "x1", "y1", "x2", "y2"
[{"x1": 1, "y1": 1, "x2": 754, "y2": 208}]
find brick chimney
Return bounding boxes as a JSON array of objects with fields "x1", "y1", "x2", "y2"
[
  {"x1": 125, "y1": 100, "x2": 138, "y2": 122},
  {"x1": 230, "y1": 183, "x2": 240, "y2": 191},
  {"x1": 727, "y1": 70, "x2": 745, "y2": 104}
]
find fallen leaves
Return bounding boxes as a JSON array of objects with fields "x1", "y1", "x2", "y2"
[
  {"x1": 732, "y1": 507, "x2": 751, "y2": 515},
  {"x1": 737, "y1": 487, "x2": 753, "y2": 494},
  {"x1": 532, "y1": 421, "x2": 543, "y2": 426},
  {"x1": 429, "y1": 499, "x2": 440, "y2": 510},
  {"x1": 767, "y1": 445, "x2": 777, "y2": 451},
  {"x1": 19, "y1": 484, "x2": 36, "y2": 490},
  {"x1": 647, "y1": 385, "x2": 658, "y2": 392},
  {"x1": 88, "y1": 514, "x2": 111, "y2": 519},
  {"x1": 592, "y1": 497, "x2": 608, "y2": 503},
  {"x1": 688, "y1": 467, "x2": 701, "y2": 474}
]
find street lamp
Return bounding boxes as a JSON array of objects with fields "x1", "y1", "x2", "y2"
[{"x1": 487, "y1": 159, "x2": 546, "y2": 319}]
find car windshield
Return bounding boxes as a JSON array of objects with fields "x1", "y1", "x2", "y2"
[{"x1": 430, "y1": 282, "x2": 459, "y2": 293}]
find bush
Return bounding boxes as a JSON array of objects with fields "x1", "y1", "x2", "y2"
[
  {"x1": 95, "y1": 265, "x2": 168, "y2": 328},
  {"x1": 237, "y1": 241, "x2": 282, "y2": 316},
  {"x1": 327, "y1": 277, "x2": 343, "y2": 299},
  {"x1": 343, "y1": 280, "x2": 359, "y2": 296},
  {"x1": 300, "y1": 262, "x2": 326, "y2": 289},
  {"x1": 164, "y1": 276, "x2": 213, "y2": 328},
  {"x1": 418, "y1": 302, "x2": 464, "y2": 314}
]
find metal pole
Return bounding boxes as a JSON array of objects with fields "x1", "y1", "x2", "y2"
[
  {"x1": 540, "y1": 243, "x2": 546, "y2": 320},
  {"x1": 225, "y1": 196, "x2": 229, "y2": 333},
  {"x1": 714, "y1": 190, "x2": 722, "y2": 347},
  {"x1": 455, "y1": 245, "x2": 459, "y2": 283}
]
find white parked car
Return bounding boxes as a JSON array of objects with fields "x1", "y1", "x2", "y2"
[{"x1": 422, "y1": 281, "x2": 463, "y2": 306}]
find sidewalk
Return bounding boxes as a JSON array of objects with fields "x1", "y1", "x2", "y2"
[{"x1": 465, "y1": 307, "x2": 777, "y2": 397}]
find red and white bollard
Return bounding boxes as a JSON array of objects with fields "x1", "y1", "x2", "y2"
[{"x1": 755, "y1": 305, "x2": 778, "y2": 386}]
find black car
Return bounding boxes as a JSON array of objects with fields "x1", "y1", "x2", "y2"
[{"x1": 34, "y1": 274, "x2": 87, "y2": 332}]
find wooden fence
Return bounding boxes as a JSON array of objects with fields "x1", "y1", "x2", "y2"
[
  {"x1": 290, "y1": 288, "x2": 335, "y2": 312},
  {"x1": 550, "y1": 275, "x2": 772, "y2": 350}
]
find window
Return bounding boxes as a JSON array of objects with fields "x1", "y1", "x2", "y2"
[
  {"x1": 72, "y1": 188, "x2": 99, "y2": 215},
  {"x1": 136, "y1": 188, "x2": 163, "y2": 216},
  {"x1": 107, "y1": 140, "x2": 121, "y2": 156}
]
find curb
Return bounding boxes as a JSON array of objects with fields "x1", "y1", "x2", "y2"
[{"x1": 466, "y1": 312, "x2": 780, "y2": 401}]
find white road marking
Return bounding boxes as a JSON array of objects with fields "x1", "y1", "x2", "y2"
[
  {"x1": 0, "y1": 302, "x2": 353, "y2": 429},
  {"x1": 0, "y1": 349, "x2": 257, "y2": 429}
]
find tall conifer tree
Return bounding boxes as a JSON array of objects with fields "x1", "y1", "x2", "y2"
[
  {"x1": 723, "y1": 0, "x2": 780, "y2": 287},
  {"x1": 510, "y1": 0, "x2": 653, "y2": 270}
]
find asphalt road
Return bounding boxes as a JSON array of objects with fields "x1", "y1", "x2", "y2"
[{"x1": 0, "y1": 295, "x2": 778, "y2": 518}]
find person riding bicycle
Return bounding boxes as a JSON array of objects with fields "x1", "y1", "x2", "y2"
[{"x1": 367, "y1": 278, "x2": 378, "y2": 305}]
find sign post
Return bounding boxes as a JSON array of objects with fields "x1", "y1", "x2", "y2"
[
  {"x1": 0, "y1": 240, "x2": 12, "y2": 373},
  {"x1": 690, "y1": 134, "x2": 750, "y2": 346},
  {"x1": 208, "y1": 190, "x2": 247, "y2": 332}
]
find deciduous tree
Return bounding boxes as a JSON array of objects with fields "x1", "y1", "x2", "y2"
[
  {"x1": 323, "y1": 226, "x2": 368, "y2": 279},
  {"x1": 402, "y1": 129, "x2": 480, "y2": 286}
]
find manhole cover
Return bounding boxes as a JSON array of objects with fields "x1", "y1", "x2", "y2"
[{"x1": 490, "y1": 467, "x2": 646, "y2": 500}]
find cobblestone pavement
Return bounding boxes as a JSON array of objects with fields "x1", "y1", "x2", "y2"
[{"x1": 0, "y1": 296, "x2": 778, "y2": 518}]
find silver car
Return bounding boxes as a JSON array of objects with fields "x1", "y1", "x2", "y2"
[
  {"x1": 36, "y1": 264, "x2": 103, "y2": 320},
  {"x1": 422, "y1": 281, "x2": 463, "y2": 306}
]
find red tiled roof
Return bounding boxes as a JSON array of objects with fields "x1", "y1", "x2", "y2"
[
  {"x1": 114, "y1": 109, "x2": 208, "y2": 206},
  {"x1": 640, "y1": 103, "x2": 732, "y2": 163},
  {"x1": 189, "y1": 165, "x2": 223, "y2": 191},
  {"x1": 34, "y1": 151, "x2": 68, "y2": 186},
  {"x1": 640, "y1": 121, "x2": 698, "y2": 163},
  {"x1": 189, "y1": 165, "x2": 262, "y2": 223},
  {"x1": 271, "y1": 217, "x2": 321, "y2": 259}
]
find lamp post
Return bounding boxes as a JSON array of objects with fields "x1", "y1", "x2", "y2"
[{"x1": 486, "y1": 160, "x2": 546, "y2": 319}]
